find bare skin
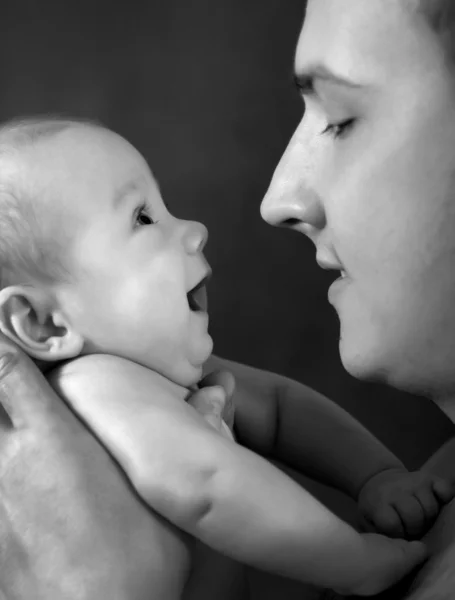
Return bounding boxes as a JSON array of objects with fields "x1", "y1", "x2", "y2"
[
  {"x1": 0, "y1": 338, "x2": 191, "y2": 600},
  {"x1": 0, "y1": 113, "x2": 452, "y2": 597},
  {"x1": 0, "y1": 334, "x2": 251, "y2": 600},
  {"x1": 260, "y1": 0, "x2": 455, "y2": 598}
]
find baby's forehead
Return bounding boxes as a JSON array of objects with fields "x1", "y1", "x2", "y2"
[
  {"x1": 27, "y1": 126, "x2": 151, "y2": 192},
  {"x1": 3, "y1": 127, "x2": 158, "y2": 239},
  {"x1": 49, "y1": 125, "x2": 143, "y2": 168}
]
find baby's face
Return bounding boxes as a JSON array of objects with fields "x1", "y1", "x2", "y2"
[{"x1": 37, "y1": 126, "x2": 212, "y2": 387}]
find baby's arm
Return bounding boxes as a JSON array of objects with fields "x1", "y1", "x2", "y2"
[
  {"x1": 205, "y1": 355, "x2": 403, "y2": 497},
  {"x1": 206, "y1": 356, "x2": 454, "y2": 538},
  {"x1": 50, "y1": 354, "x2": 426, "y2": 596}
]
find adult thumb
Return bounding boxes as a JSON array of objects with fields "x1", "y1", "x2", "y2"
[
  {"x1": 400, "y1": 540, "x2": 428, "y2": 574},
  {"x1": 187, "y1": 385, "x2": 226, "y2": 431}
]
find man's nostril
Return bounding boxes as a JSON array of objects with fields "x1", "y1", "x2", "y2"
[{"x1": 281, "y1": 218, "x2": 301, "y2": 227}]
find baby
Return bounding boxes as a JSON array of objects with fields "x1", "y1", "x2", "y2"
[{"x1": 0, "y1": 117, "x2": 434, "y2": 598}]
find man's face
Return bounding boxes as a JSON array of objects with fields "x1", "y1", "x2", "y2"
[
  {"x1": 261, "y1": 0, "x2": 455, "y2": 397},
  {"x1": 36, "y1": 127, "x2": 213, "y2": 388}
]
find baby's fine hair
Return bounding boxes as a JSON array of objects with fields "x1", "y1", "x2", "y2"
[{"x1": 0, "y1": 115, "x2": 102, "y2": 289}]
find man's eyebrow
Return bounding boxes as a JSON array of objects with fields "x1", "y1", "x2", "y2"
[{"x1": 293, "y1": 64, "x2": 364, "y2": 95}]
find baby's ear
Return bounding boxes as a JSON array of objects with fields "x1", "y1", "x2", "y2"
[{"x1": 0, "y1": 285, "x2": 84, "y2": 362}]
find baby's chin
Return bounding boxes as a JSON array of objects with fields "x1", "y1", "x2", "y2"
[
  {"x1": 182, "y1": 363, "x2": 206, "y2": 390},
  {"x1": 156, "y1": 359, "x2": 207, "y2": 391}
]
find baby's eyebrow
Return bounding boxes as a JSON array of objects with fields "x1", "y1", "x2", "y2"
[
  {"x1": 113, "y1": 180, "x2": 142, "y2": 209},
  {"x1": 293, "y1": 64, "x2": 364, "y2": 96},
  {"x1": 113, "y1": 177, "x2": 170, "y2": 211},
  {"x1": 152, "y1": 179, "x2": 170, "y2": 210}
]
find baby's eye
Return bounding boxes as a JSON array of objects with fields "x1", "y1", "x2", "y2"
[{"x1": 135, "y1": 204, "x2": 155, "y2": 227}]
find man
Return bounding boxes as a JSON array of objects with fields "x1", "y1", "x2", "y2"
[{"x1": 2, "y1": 2, "x2": 455, "y2": 599}]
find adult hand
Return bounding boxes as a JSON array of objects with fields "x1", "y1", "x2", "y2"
[
  {"x1": 187, "y1": 370, "x2": 236, "y2": 438},
  {"x1": 358, "y1": 466, "x2": 455, "y2": 539},
  {"x1": 0, "y1": 334, "x2": 175, "y2": 600}
]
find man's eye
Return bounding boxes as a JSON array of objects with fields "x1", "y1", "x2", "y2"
[
  {"x1": 320, "y1": 119, "x2": 355, "y2": 139},
  {"x1": 135, "y1": 204, "x2": 155, "y2": 227}
]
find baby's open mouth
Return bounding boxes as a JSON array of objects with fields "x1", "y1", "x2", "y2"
[{"x1": 187, "y1": 276, "x2": 209, "y2": 312}]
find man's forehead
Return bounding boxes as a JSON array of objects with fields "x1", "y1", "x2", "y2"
[{"x1": 296, "y1": 0, "x2": 420, "y2": 85}]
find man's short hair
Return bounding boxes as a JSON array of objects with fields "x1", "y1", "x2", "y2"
[{"x1": 416, "y1": 0, "x2": 455, "y2": 63}]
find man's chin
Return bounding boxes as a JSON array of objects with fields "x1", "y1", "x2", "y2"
[
  {"x1": 339, "y1": 335, "x2": 390, "y2": 385},
  {"x1": 339, "y1": 338, "x2": 421, "y2": 399}
]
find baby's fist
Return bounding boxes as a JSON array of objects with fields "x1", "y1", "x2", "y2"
[{"x1": 358, "y1": 467, "x2": 455, "y2": 539}]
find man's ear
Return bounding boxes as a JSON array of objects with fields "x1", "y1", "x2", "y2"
[{"x1": 0, "y1": 285, "x2": 84, "y2": 361}]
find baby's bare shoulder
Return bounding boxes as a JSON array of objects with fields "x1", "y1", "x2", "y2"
[
  {"x1": 46, "y1": 355, "x2": 195, "y2": 600},
  {"x1": 48, "y1": 354, "x2": 188, "y2": 405}
]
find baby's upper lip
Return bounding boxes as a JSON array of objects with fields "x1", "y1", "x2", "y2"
[
  {"x1": 188, "y1": 268, "x2": 212, "y2": 293},
  {"x1": 187, "y1": 268, "x2": 211, "y2": 312}
]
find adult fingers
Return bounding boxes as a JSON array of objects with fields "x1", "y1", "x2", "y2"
[
  {"x1": 0, "y1": 334, "x2": 58, "y2": 430},
  {"x1": 199, "y1": 370, "x2": 235, "y2": 428},
  {"x1": 187, "y1": 385, "x2": 226, "y2": 431},
  {"x1": 199, "y1": 370, "x2": 235, "y2": 397}
]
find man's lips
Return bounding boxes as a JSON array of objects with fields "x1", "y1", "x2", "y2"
[
  {"x1": 315, "y1": 252, "x2": 351, "y2": 303},
  {"x1": 316, "y1": 253, "x2": 348, "y2": 280},
  {"x1": 328, "y1": 273, "x2": 350, "y2": 304},
  {"x1": 316, "y1": 256, "x2": 344, "y2": 272}
]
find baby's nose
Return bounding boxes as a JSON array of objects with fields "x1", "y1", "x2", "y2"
[{"x1": 184, "y1": 221, "x2": 208, "y2": 254}]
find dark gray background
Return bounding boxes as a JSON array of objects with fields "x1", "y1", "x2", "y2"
[{"x1": 2, "y1": 0, "x2": 454, "y2": 467}]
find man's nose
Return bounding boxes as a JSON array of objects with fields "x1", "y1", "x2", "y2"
[
  {"x1": 183, "y1": 221, "x2": 208, "y2": 254},
  {"x1": 261, "y1": 185, "x2": 325, "y2": 232},
  {"x1": 260, "y1": 127, "x2": 326, "y2": 235}
]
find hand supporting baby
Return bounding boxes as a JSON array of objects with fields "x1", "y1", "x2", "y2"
[
  {"x1": 187, "y1": 370, "x2": 236, "y2": 439},
  {"x1": 49, "y1": 355, "x2": 427, "y2": 596}
]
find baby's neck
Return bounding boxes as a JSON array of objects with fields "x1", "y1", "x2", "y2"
[
  {"x1": 35, "y1": 357, "x2": 66, "y2": 375},
  {"x1": 145, "y1": 367, "x2": 192, "y2": 401}
]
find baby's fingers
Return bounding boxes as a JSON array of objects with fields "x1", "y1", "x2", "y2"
[
  {"x1": 392, "y1": 496, "x2": 425, "y2": 539},
  {"x1": 368, "y1": 505, "x2": 404, "y2": 538},
  {"x1": 414, "y1": 488, "x2": 439, "y2": 525}
]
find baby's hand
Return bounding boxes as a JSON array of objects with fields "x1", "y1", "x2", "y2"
[
  {"x1": 340, "y1": 533, "x2": 427, "y2": 596},
  {"x1": 187, "y1": 370, "x2": 236, "y2": 440},
  {"x1": 358, "y1": 467, "x2": 455, "y2": 539}
]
